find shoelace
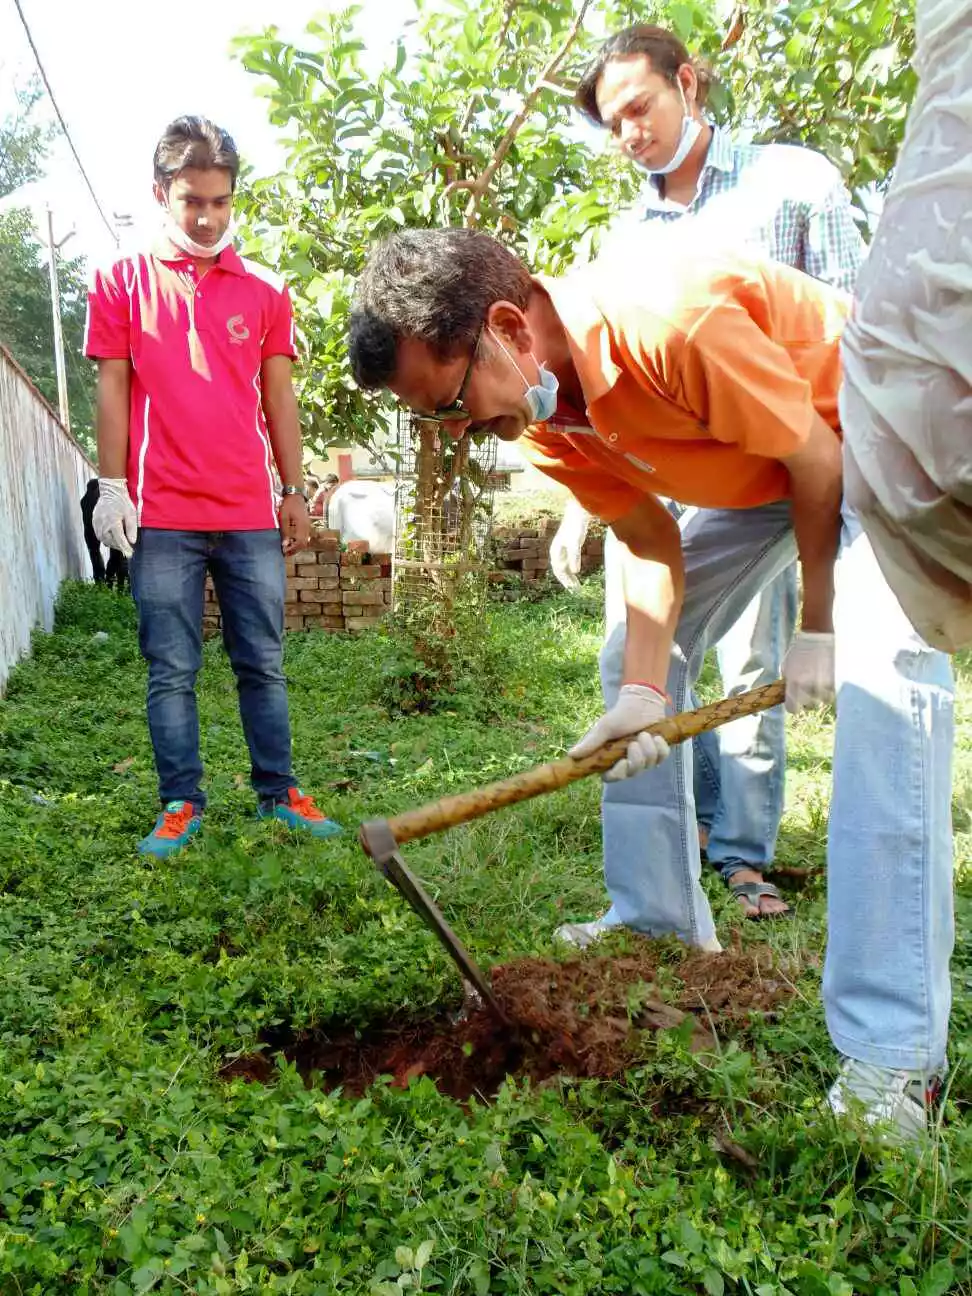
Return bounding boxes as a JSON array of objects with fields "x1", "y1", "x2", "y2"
[
  {"x1": 155, "y1": 803, "x2": 196, "y2": 839},
  {"x1": 286, "y1": 790, "x2": 325, "y2": 821}
]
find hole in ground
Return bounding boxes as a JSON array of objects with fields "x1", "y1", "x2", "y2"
[{"x1": 220, "y1": 943, "x2": 796, "y2": 1101}]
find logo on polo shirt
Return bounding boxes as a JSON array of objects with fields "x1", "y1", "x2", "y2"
[{"x1": 226, "y1": 315, "x2": 250, "y2": 344}]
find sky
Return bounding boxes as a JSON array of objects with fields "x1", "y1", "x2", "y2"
[{"x1": 0, "y1": 0, "x2": 414, "y2": 263}]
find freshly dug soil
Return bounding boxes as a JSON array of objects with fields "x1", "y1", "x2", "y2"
[{"x1": 221, "y1": 944, "x2": 794, "y2": 1101}]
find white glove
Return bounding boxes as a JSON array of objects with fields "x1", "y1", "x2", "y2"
[
  {"x1": 549, "y1": 500, "x2": 591, "y2": 591},
  {"x1": 92, "y1": 478, "x2": 138, "y2": 558},
  {"x1": 782, "y1": 631, "x2": 835, "y2": 713},
  {"x1": 569, "y1": 684, "x2": 670, "y2": 782}
]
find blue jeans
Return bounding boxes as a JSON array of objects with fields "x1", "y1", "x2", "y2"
[
  {"x1": 130, "y1": 529, "x2": 296, "y2": 811},
  {"x1": 693, "y1": 566, "x2": 798, "y2": 880},
  {"x1": 599, "y1": 500, "x2": 954, "y2": 1071}
]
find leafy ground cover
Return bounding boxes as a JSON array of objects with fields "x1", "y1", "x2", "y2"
[{"x1": 0, "y1": 580, "x2": 970, "y2": 1295}]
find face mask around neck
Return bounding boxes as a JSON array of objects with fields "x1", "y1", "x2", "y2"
[
  {"x1": 488, "y1": 328, "x2": 559, "y2": 423},
  {"x1": 163, "y1": 210, "x2": 234, "y2": 259},
  {"x1": 643, "y1": 84, "x2": 702, "y2": 177}
]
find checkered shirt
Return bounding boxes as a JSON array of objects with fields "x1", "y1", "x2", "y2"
[{"x1": 609, "y1": 124, "x2": 864, "y2": 291}]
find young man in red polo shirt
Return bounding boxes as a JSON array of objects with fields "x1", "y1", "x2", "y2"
[
  {"x1": 85, "y1": 115, "x2": 340, "y2": 858},
  {"x1": 349, "y1": 228, "x2": 955, "y2": 1139}
]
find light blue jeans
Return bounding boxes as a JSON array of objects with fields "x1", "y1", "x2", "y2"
[{"x1": 599, "y1": 500, "x2": 954, "y2": 1071}]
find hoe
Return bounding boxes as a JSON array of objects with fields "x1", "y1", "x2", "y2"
[{"x1": 360, "y1": 680, "x2": 785, "y2": 1025}]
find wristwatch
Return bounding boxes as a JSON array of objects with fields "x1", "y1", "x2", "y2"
[{"x1": 281, "y1": 485, "x2": 308, "y2": 501}]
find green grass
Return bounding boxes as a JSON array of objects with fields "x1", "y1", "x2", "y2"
[{"x1": 0, "y1": 579, "x2": 970, "y2": 1295}]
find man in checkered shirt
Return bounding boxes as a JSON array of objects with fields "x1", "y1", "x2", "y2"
[{"x1": 551, "y1": 23, "x2": 864, "y2": 927}]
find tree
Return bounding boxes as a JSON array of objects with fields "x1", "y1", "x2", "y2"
[
  {"x1": 0, "y1": 84, "x2": 96, "y2": 449},
  {"x1": 0, "y1": 209, "x2": 95, "y2": 443},
  {"x1": 233, "y1": 0, "x2": 916, "y2": 462},
  {"x1": 0, "y1": 81, "x2": 50, "y2": 198},
  {"x1": 721, "y1": 0, "x2": 916, "y2": 196}
]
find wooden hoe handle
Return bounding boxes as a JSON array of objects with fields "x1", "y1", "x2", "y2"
[{"x1": 370, "y1": 680, "x2": 784, "y2": 850}]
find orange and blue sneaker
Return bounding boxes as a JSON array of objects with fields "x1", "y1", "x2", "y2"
[
  {"x1": 257, "y1": 787, "x2": 342, "y2": 838},
  {"x1": 138, "y1": 800, "x2": 202, "y2": 858}
]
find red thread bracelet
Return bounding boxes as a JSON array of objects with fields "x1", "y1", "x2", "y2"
[{"x1": 624, "y1": 681, "x2": 670, "y2": 702}]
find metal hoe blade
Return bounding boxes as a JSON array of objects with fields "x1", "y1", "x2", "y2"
[{"x1": 360, "y1": 819, "x2": 509, "y2": 1025}]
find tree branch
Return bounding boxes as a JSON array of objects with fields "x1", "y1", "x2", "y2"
[
  {"x1": 461, "y1": 0, "x2": 593, "y2": 226},
  {"x1": 537, "y1": 76, "x2": 576, "y2": 98},
  {"x1": 443, "y1": 178, "x2": 479, "y2": 200}
]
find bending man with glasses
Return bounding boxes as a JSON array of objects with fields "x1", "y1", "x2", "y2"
[{"x1": 349, "y1": 226, "x2": 954, "y2": 1141}]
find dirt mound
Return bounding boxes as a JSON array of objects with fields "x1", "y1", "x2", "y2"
[{"x1": 221, "y1": 944, "x2": 795, "y2": 1100}]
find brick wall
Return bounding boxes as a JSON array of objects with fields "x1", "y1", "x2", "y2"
[
  {"x1": 202, "y1": 529, "x2": 392, "y2": 636},
  {"x1": 491, "y1": 518, "x2": 605, "y2": 586},
  {"x1": 202, "y1": 520, "x2": 606, "y2": 637}
]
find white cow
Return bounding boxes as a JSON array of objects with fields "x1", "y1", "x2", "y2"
[{"x1": 326, "y1": 480, "x2": 395, "y2": 554}]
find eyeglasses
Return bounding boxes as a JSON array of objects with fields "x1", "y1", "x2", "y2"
[{"x1": 411, "y1": 324, "x2": 483, "y2": 426}]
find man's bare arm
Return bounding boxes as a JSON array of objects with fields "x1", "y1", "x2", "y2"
[
  {"x1": 610, "y1": 493, "x2": 684, "y2": 688},
  {"x1": 780, "y1": 413, "x2": 844, "y2": 633},
  {"x1": 95, "y1": 358, "x2": 131, "y2": 476},
  {"x1": 261, "y1": 355, "x2": 304, "y2": 486}
]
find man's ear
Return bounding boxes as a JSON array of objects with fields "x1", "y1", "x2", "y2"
[
  {"x1": 484, "y1": 300, "x2": 533, "y2": 353},
  {"x1": 677, "y1": 63, "x2": 698, "y2": 111}
]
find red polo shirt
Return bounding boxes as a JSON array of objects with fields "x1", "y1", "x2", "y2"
[{"x1": 84, "y1": 239, "x2": 297, "y2": 530}]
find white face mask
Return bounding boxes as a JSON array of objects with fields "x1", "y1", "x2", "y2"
[
  {"x1": 642, "y1": 84, "x2": 702, "y2": 177},
  {"x1": 162, "y1": 210, "x2": 235, "y2": 259},
  {"x1": 488, "y1": 328, "x2": 559, "y2": 423}
]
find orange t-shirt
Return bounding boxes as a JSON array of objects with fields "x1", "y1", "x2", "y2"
[{"x1": 521, "y1": 254, "x2": 849, "y2": 523}]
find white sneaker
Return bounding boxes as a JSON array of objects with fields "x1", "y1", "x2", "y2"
[
  {"x1": 827, "y1": 1056, "x2": 946, "y2": 1142},
  {"x1": 554, "y1": 918, "x2": 723, "y2": 954},
  {"x1": 553, "y1": 917, "x2": 615, "y2": 949}
]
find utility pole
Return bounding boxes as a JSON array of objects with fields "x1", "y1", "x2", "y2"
[{"x1": 45, "y1": 206, "x2": 71, "y2": 433}]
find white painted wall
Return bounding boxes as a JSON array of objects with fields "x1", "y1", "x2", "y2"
[{"x1": 0, "y1": 345, "x2": 94, "y2": 693}]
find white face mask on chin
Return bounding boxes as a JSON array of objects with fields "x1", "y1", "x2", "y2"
[
  {"x1": 162, "y1": 210, "x2": 235, "y2": 259},
  {"x1": 642, "y1": 84, "x2": 702, "y2": 177}
]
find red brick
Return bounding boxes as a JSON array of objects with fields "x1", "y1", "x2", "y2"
[
  {"x1": 315, "y1": 563, "x2": 339, "y2": 577},
  {"x1": 342, "y1": 590, "x2": 384, "y2": 606},
  {"x1": 284, "y1": 616, "x2": 303, "y2": 630},
  {"x1": 321, "y1": 601, "x2": 344, "y2": 616},
  {"x1": 318, "y1": 576, "x2": 340, "y2": 591},
  {"x1": 345, "y1": 615, "x2": 384, "y2": 631},
  {"x1": 298, "y1": 590, "x2": 324, "y2": 604},
  {"x1": 290, "y1": 576, "x2": 321, "y2": 590},
  {"x1": 321, "y1": 616, "x2": 346, "y2": 630},
  {"x1": 294, "y1": 550, "x2": 317, "y2": 566}
]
